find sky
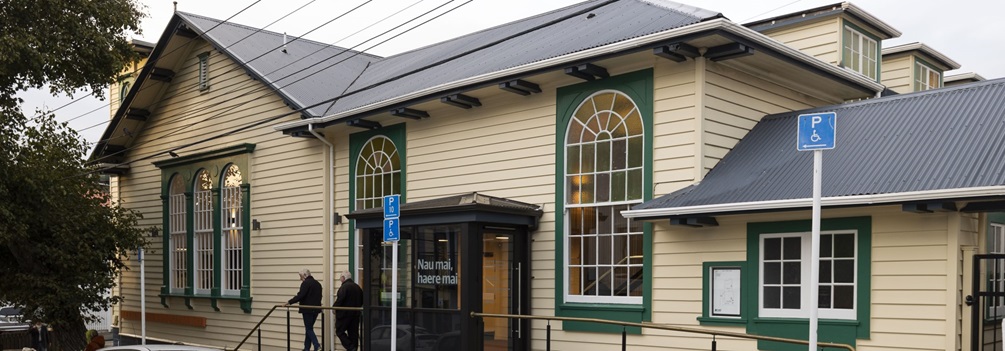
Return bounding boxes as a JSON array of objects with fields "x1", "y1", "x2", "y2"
[{"x1": 17, "y1": 0, "x2": 1005, "y2": 156}]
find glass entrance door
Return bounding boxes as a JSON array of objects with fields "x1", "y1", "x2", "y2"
[{"x1": 483, "y1": 231, "x2": 516, "y2": 351}]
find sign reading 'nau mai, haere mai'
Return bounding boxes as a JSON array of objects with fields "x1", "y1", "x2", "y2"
[{"x1": 416, "y1": 259, "x2": 458, "y2": 285}]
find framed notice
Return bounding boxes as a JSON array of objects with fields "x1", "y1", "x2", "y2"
[{"x1": 710, "y1": 267, "x2": 741, "y2": 317}]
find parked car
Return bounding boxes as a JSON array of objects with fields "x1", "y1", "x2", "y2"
[
  {"x1": 100, "y1": 345, "x2": 221, "y2": 351},
  {"x1": 370, "y1": 324, "x2": 438, "y2": 351},
  {"x1": 0, "y1": 306, "x2": 29, "y2": 332}
]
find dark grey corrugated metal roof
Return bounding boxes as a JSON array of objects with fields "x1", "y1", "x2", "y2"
[
  {"x1": 179, "y1": 0, "x2": 721, "y2": 118},
  {"x1": 177, "y1": 12, "x2": 382, "y2": 117},
  {"x1": 633, "y1": 78, "x2": 1005, "y2": 214}
]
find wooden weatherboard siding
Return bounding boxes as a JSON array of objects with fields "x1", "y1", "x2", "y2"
[
  {"x1": 760, "y1": 17, "x2": 841, "y2": 66},
  {"x1": 700, "y1": 62, "x2": 829, "y2": 176},
  {"x1": 113, "y1": 38, "x2": 326, "y2": 349},
  {"x1": 881, "y1": 55, "x2": 913, "y2": 94}
]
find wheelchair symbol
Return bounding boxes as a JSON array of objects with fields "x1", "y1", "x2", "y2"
[{"x1": 810, "y1": 130, "x2": 821, "y2": 142}]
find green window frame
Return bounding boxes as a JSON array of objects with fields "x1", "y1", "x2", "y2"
[
  {"x1": 724, "y1": 216, "x2": 871, "y2": 350},
  {"x1": 349, "y1": 123, "x2": 406, "y2": 281},
  {"x1": 555, "y1": 69, "x2": 653, "y2": 333},
  {"x1": 842, "y1": 23, "x2": 880, "y2": 81},
  {"x1": 155, "y1": 143, "x2": 255, "y2": 313}
]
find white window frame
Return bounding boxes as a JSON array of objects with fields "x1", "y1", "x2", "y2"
[
  {"x1": 563, "y1": 90, "x2": 645, "y2": 305},
  {"x1": 915, "y1": 61, "x2": 941, "y2": 91},
  {"x1": 759, "y1": 230, "x2": 858, "y2": 320},
  {"x1": 354, "y1": 135, "x2": 401, "y2": 282},
  {"x1": 220, "y1": 165, "x2": 243, "y2": 296},
  {"x1": 193, "y1": 170, "x2": 214, "y2": 295},
  {"x1": 989, "y1": 223, "x2": 1005, "y2": 317},
  {"x1": 843, "y1": 26, "x2": 878, "y2": 80},
  {"x1": 168, "y1": 175, "x2": 187, "y2": 294}
]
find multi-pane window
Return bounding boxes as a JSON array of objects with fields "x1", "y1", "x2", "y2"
[
  {"x1": 914, "y1": 62, "x2": 941, "y2": 91},
  {"x1": 843, "y1": 26, "x2": 878, "y2": 80},
  {"x1": 989, "y1": 223, "x2": 1005, "y2": 317},
  {"x1": 760, "y1": 231, "x2": 857, "y2": 319},
  {"x1": 198, "y1": 53, "x2": 210, "y2": 91},
  {"x1": 193, "y1": 170, "x2": 214, "y2": 294},
  {"x1": 221, "y1": 165, "x2": 243, "y2": 295},
  {"x1": 565, "y1": 90, "x2": 644, "y2": 304},
  {"x1": 168, "y1": 174, "x2": 188, "y2": 293},
  {"x1": 355, "y1": 135, "x2": 401, "y2": 281}
]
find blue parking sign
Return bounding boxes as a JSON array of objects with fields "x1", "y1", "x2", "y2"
[
  {"x1": 383, "y1": 195, "x2": 400, "y2": 219},
  {"x1": 797, "y1": 112, "x2": 836, "y2": 151},
  {"x1": 384, "y1": 218, "x2": 400, "y2": 242}
]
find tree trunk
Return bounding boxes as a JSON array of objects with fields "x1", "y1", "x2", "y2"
[{"x1": 51, "y1": 319, "x2": 86, "y2": 351}]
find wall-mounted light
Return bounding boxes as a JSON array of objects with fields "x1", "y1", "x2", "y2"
[
  {"x1": 252, "y1": 219, "x2": 261, "y2": 230},
  {"x1": 333, "y1": 212, "x2": 343, "y2": 225},
  {"x1": 149, "y1": 227, "x2": 160, "y2": 237}
]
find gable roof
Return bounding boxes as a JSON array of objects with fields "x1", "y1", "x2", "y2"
[
  {"x1": 625, "y1": 78, "x2": 1005, "y2": 219},
  {"x1": 881, "y1": 42, "x2": 961, "y2": 71},
  {"x1": 745, "y1": 2, "x2": 901, "y2": 39}
]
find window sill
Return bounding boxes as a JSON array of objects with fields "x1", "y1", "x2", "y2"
[
  {"x1": 752, "y1": 317, "x2": 859, "y2": 326},
  {"x1": 159, "y1": 288, "x2": 252, "y2": 313},
  {"x1": 697, "y1": 316, "x2": 746, "y2": 326}
]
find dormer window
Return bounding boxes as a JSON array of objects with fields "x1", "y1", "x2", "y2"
[
  {"x1": 198, "y1": 52, "x2": 210, "y2": 91},
  {"x1": 914, "y1": 61, "x2": 941, "y2": 91},
  {"x1": 843, "y1": 26, "x2": 878, "y2": 80}
]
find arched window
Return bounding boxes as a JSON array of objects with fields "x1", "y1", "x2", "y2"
[
  {"x1": 565, "y1": 90, "x2": 644, "y2": 303},
  {"x1": 355, "y1": 136, "x2": 401, "y2": 210},
  {"x1": 168, "y1": 174, "x2": 187, "y2": 293},
  {"x1": 119, "y1": 81, "x2": 131, "y2": 106},
  {"x1": 221, "y1": 165, "x2": 243, "y2": 296},
  {"x1": 355, "y1": 135, "x2": 401, "y2": 280},
  {"x1": 193, "y1": 169, "x2": 214, "y2": 295}
]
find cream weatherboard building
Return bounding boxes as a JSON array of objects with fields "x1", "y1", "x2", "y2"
[{"x1": 92, "y1": 1, "x2": 1005, "y2": 350}]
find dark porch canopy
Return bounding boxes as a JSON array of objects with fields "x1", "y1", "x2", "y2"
[{"x1": 347, "y1": 192, "x2": 543, "y2": 230}]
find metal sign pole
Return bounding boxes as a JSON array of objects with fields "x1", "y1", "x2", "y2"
[
  {"x1": 796, "y1": 112, "x2": 834, "y2": 351},
  {"x1": 391, "y1": 241, "x2": 398, "y2": 351},
  {"x1": 809, "y1": 149, "x2": 822, "y2": 351}
]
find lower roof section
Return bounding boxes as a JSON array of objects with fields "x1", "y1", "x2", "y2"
[{"x1": 626, "y1": 78, "x2": 1005, "y2": 219}]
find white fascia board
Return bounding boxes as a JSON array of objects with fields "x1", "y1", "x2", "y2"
[
  {"x1": 621, "y1": 186, "x2": 1005, "y2": 218},
  {"x1": 881, "y1": 42, "x2": 961, "y2": 70},
  {"x1": 842, "y1": 2, "x2": 902, "y2": 38},
  {"x1": 275, "y1": 17, "x2": 883, "y2": 132},
  {"x1": 945, "y1": 72, "x2": 987, "y2": 83}
]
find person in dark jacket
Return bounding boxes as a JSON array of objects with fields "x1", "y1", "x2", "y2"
[
  {"x1": 285, "y1": 268, "x2": 322, "y2": 351},
  {"x1": 334, "y1": 270, "x2": 363, "y2": 351}
]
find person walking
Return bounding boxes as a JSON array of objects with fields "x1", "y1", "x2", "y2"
[
  {"x1": 285, "y1": 268, "x2": 323, "y2": 351},
  {"x1": 334, "y1": 270, "x2": 363, "y2": 351}
]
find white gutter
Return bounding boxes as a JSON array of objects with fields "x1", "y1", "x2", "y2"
[
  {"x1": 621, "y1": 186, "x2": 1005, "y2": 218},
  {"x1": 275, "y1": 17, "x2": 884, "y2": 131},
  {"x1": 841, "y1": 2, "x2": 902, "y2": 38},
  {"x1": 307, "y1": 123, "x2": 335, "y2": 351}
]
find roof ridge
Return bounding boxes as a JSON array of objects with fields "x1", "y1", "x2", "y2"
[
  {"x1": 175, "y1": 11, "x2": 383, "y2": 60},
  {"x1": 377, "y1": 0, "x2": 613, "y2": 61}
]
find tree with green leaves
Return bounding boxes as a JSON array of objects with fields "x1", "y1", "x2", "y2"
[{"x1": 0, "y1": 0, "x2": 147, "y2": 349}]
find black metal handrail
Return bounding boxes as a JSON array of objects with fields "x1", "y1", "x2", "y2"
[
  {"x1": 232, "y1": 305, "x2": 363, "y2": 351},
  {"x1": 471, "y1": 312, "x2": 855, "y2": 351}
]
